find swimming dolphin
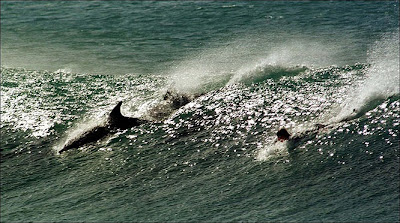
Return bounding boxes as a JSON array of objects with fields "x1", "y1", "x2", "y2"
[
  {"x1": 59, "y1": 90, "x2": 203, "y2": 153},
  {"x1": 59, "y1": 101, "x2": 146, "y2": 153},
  {"x1": 146, "y1": 90, "x2": 205, "y2": 120}
]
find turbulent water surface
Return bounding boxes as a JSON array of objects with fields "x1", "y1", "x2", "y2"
[{"x1": 1, "y1": 1, "x2": 399, "y2": 222}]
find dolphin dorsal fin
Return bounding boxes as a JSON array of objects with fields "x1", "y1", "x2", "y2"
[{"x1": 109, "y1": 101, "x2": 124, "y2": 122}]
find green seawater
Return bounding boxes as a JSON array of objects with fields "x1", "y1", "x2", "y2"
[{"x1": 1, "y1": 1, "x2": 399, "y2": 222}]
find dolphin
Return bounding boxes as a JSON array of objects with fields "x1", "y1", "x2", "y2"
[
  {"x1": 146, "y1": 90, "x2": 205, "y2": 120},
  {"x1": 59, "y1": 90, "x2": 203, "y2": 154},
  {"x1": 59, "y1": 101, "x2": 146, "y2": 153}
]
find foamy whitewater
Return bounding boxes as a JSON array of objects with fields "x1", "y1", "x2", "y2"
[{"x1": 1, "y1": 2, "x2": 399, "y2": 222}]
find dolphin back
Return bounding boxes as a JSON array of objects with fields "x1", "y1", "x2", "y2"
[
  {"x1": 59, "y1": 101, "x2": 146, "y2": 153},
  {"x1": 109, "y1": 101, "x2": 146, "y2": 130},
  {"x1": 59, "y1": 126, "x2": 111, "y2": 153}
]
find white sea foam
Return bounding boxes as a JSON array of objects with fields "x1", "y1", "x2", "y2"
[
  {"x1": 55, "y1": 68, "x2": 72, "y2": 74},
  {"x1": 330, "y1": 31, "x2": 400, "y2": 123},
  {"x1": 169, "y1": 36, "x2": 343, "y2": 93},
  {"x1": 256, "y1": 140, "x2": 289, "y2": 161},
  {"x1": 54, "y1": 113, "x2": 108, "y2": 153},
  {"x1": 228, "y1": 40, "x2": 338, "y2": 84}
]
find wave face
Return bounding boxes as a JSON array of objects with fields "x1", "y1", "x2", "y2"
[{"x1": 1, "y1": 1, "x2": 399, "y2": 222}]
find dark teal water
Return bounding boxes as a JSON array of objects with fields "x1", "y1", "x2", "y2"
[{"x1": 1, "y1": 1, "x2": 399, "y2": 222}]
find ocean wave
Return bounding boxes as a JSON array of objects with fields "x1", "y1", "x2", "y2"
[{"x1": 330, "y1": 31, "x2": 400, "y2": 123}]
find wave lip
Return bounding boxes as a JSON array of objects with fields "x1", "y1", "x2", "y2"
[
  {"x1": 168, "y1": 38, "x2": 346, "y2": 94},
  {"x1": 331, "y1": 31, "x2": 400, "y2": 123},
  {"x1": 228, "y1": 64, "x2": 308, "y2": 85}
]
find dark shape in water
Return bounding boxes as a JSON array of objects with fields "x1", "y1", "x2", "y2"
[
  {"x1": 277, "y1": 128, "x2": 291, "y2": 142},
  {"x1": 276, "y1": 123, "x2": 328, "y2": 150},
  {"x1": 276, "y1": 95, "x2": 392, "y2": 146},
  {"x1": 59, "y1": 101, "x2": 146, "y2": 153},
  {"x1": 60, "y1": 90, "x2": 203, "y2": 153},
  {"x1": 147, "y1": 90, "x2": 204, "y2": 121},
  {"x1": 163, "y1": 90, "x2": 193, "y2": 109}
]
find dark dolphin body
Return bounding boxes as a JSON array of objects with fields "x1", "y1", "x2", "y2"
[
  {"x1": 59, "y1": 101, "x2": 146, "y2": 153},
  {"x1": 146, "y1": 90, "x2": 204, "y2": 121},
  {"x1": 59, "y1": 90, "x2": 203, "y2": 154}
]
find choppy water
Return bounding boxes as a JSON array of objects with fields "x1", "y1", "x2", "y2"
[{"x1": 1, "y1": 1, "x2": 399, "y2": 222}]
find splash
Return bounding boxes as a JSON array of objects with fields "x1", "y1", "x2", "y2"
[
  {"x1": 168, "y1": 37, "x2": 343, "y2": 94},
  {"x1": 331, "y1": 31, "x2": 400, "y2": 123},
  {"x1": 228, "y1": 40, "x2": 337, "y2": 84},
  {"x1": 256, "y1": 140, "x2": 289, "y2": 161},
  {"x1": 54, "y1": 114, "x2": 108, "y2": 153}
]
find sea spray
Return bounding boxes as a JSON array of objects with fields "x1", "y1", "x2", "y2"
[
  {"x1": 54, "y1": 113, "x2": 109, "y2": 153},
  {"x1": 169, "y1": 37, "x2": 345, "y2": 93},
  {"x1": 1, "y1": 2, "x2": 399, "y2": 222},
  {"x1": 228, "y1": 40, "x2": 341, "y2": 84},
  {"x1": 331, "y1": 31, "x2": 400, "y2": 123},
  {"x1": 256, "y1": 140, "x2": 289, "y2": 161}
]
